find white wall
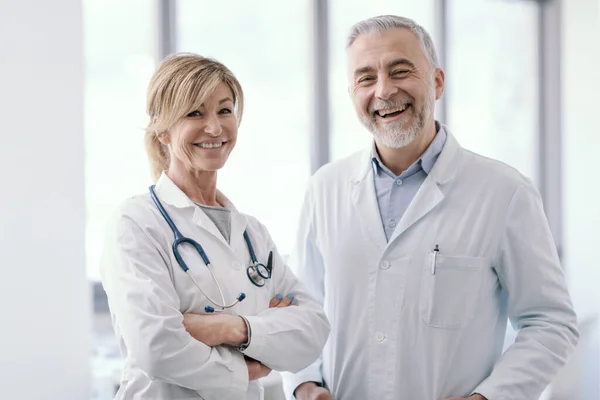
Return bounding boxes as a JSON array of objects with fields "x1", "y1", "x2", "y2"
[
  {"x1": 563, "y1": 0, "x2": 600, "y2": 320},
  {"x1": 562, "y1": 0, "x2": 600, "y2": 396},
  {"x1": 0, "y1": 0, "x2": 91, "y2": 399}
]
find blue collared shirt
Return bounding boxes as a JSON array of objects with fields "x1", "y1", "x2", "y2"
[{"x1": 372, "y1": 123, "x2": 447, "y2": 241}]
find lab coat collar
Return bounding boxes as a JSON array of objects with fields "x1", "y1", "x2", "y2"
[
  {"x1": 153, "y1": 172, "x2": 246, "y2": 250},
  {"x1": 350, "y1": 124, "x2": 464, "y2": 248},
  {"x1": 351, "y1": 124, "x2": 462, "y2": 186},
  {"x1": 154, "y1": 172, "x2": 239, "y2": 212}
]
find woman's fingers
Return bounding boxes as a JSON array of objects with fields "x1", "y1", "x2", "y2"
[
  {"x1": 269, "y1": 293, "x2": 298, "y2": 308},
  {"x1": 269, "y1": 293, "x2": 284, "y2": 307}
]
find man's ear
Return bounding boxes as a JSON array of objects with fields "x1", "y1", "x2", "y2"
[{"x1": 434, "y1": 68, "x2": 445, "y2": 100}]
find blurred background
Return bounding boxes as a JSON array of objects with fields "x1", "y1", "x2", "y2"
[{"x1": 1, "y1": 0, "x2": 598, "y2": 398}]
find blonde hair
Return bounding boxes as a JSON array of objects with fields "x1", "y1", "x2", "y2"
[{"x1": 144, "y1": 53, "x2": 245, "y2": 181}]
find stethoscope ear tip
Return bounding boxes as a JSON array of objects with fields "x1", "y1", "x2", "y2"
[
  {"x1": 204, "y1": 305, "x2": 215, "y2": 313},
  {"x1": 237, "y1": 293, "x2": 246, "y2": 302}
]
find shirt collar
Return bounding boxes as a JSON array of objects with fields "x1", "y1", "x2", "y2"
[{"x1": 371, "y1": 121, "x2": 447, "y2": 178}]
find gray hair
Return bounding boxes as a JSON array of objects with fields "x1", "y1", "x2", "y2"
[{"x1": 347, "y1": 15, "x2": 440, "y2": 69}]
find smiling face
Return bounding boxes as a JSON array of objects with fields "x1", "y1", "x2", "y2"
[
  {"x1": 348, "y1": 28, "x2": 444, "y2": 149},
  {"x1": 159, "y1": 82, "x2": 238, "y2": 173}
]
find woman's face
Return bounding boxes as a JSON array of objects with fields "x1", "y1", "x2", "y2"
[{"x1": 161, "y1": 82, "x2": 238, "y2": 173}]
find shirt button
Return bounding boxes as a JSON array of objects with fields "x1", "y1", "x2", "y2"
[
  {"x1": 375, "y1": 332, "x2": 385, "y2": 342},
  {"x1": 389, "y1": 220, "x2": 396, "y2": 227},
  {"x1": 396, "y1": 179, "x2": 403, "y2": 186},
  {"x1": 380, "y1": 260, "x2": 390, "y2": 270}
]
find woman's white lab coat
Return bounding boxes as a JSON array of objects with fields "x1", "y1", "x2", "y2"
[{"x1": 99, "y1": 173, "x2": 330, "y2": 400}]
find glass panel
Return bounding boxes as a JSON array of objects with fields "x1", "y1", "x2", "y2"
[
  {"x1": 447, "y1": 0, "x2": 539, "y2": 181},
  {"x1": 329, "y1": 0, "x2": 436, "y2": 160},
  {"x1": 84, "y1": 0, "x2": 156, "y2": 281},
  {"x1": 177, "y1": 0, "x2": 311, "y2": 255}
]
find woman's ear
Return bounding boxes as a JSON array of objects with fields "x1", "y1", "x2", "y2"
[{"x1": 157, "y1": 131, "x2": 171, "y2": 145}]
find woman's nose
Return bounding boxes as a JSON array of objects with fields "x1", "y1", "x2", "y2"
[{"x1": 204, "y1": 116, "x2": 222, "y2": 137}]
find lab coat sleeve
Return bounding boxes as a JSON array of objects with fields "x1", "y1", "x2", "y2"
[
  {"x1": 100, "y1": 209, "x2": 249, "y2": 400},
  {"x1": 239, "y1": 210, "x2": 330, "y2": 374},
  {"x1": 277, "y1": 185, "x2": 330, "y2": 399},
  {"x1": 474, "y1": 180, "x2": 579, "y2": 400}
]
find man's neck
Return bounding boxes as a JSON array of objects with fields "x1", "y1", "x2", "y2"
[{"x1": 375, "y1": 121, "x2": 437, "y2": 176}]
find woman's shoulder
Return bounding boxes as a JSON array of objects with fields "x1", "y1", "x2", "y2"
[
  {"x1": 237, "y1": 212, "x2": 272, "y2": 243},
  {"x1": 108, "y1": 192, "x2": 156, "y2": 230}
]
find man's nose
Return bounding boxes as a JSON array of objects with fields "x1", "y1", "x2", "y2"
[{"x1": 374, "y1": 77, "x2": 399, "y2": 100}]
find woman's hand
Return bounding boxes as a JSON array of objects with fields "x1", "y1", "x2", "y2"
[
  {"x1": 269, "y1": 293, "x2": 297, "y2": 308},
  {"x1": 245, "y1": 356, "x2": 272, "y2": 381},
  {"x1": 183, "y1": 292, "x2": 296, "y2": 346},
  {"x1": 183, "y1": 313, "x2": 247, "y2": 347}
]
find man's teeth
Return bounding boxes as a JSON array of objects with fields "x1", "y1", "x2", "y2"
[
  {"x1": 377, "y1": 104, "x2": 409, "y2": 117},
  {"x1": 196, "y1": 142, "x2": 223, "y2": 149}
]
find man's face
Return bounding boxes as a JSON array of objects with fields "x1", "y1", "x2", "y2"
[{"x1": 348, "y1": 28, "x2": 444, "y2": 148}]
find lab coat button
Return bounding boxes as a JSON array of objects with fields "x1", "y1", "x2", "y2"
[
  {"x1": 375, "y1": 332, "x2": 385, "y2": 342},
  {"x1": 233, "y1": 261, "x2": 242, "y2": 270},
  {"x1": 380, "y1": 260, "x2": 390, "y2": 270}
]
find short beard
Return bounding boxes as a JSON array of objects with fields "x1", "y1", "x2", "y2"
[{"x1": 360, "y1": 90, "x2": 435, "y2": 149}]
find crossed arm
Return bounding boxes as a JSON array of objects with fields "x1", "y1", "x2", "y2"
[{"x1": 182, "y1": 294, "x2": 299, "y2": 381}]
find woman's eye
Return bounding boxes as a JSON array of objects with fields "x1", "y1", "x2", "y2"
[
  {"x1": 187, "y1": 110, "x2": 202, "y2": 117},
  {"x1": 219, "y1": 108, "x2": 232, "y2": 114}
]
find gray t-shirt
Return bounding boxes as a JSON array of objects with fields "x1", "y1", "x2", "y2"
[{"x1": 197, "y1": 204, "x2": 232, "y2": 244}]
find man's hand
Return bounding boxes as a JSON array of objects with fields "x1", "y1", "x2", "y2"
[
  {"x1": 442, "y1": 394, "x2": 487, "y2": 400},
  {"x1": 245, "y1": 356, "x2": 272, "y2": 381},
  {"x1": 295, "y1": 382, "x2": 333, "y2": 400},
  {"x1": 182, "y1": 313, "x2": 247, "y2": 347},
  {"x1": 269, "y1": 293, "x2": 297, "y2": 307}
]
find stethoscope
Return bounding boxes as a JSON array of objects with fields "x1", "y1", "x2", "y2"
[{"x1": 149, "y1": 185, "x2": 273, "y2": 313}]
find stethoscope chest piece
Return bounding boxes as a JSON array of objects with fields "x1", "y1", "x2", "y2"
[{"x1": 247, "y1": 251, "x2": 273, "y2": 287}]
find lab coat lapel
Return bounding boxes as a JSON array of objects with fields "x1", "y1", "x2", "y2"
[
  {"x1": 191, "y1": 208, "x2": 231, "y2": 247},
  {"x1": 154, "y1": 172, "x2": 247, "y2": 252},
  {"x1": 218, "y1": 192, "x2": 249, "y2": 258},
  {"x1": 388, "y1": 176, "x2": 444, "y2": 244},
  {"x1": 351, "y1": 151, "x2": 387, "y2": 254},
  {"x1": 387, "y1": 130, "x2": 463, "y2": 245}
]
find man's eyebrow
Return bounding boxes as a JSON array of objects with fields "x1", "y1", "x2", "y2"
[
  {"x1": 353, "y1": 58, "x2": 417, "y2": 78},
  {"x1": 353, "y1": 65, "x2": 375, "y2": 78},
  {"x1": 388, "y1": 58, "x2": 416, "y2": 69}
]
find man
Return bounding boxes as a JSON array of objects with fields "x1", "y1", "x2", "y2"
[{"x1": 282, "y1": 15, "x2": 578, "y2": 400}]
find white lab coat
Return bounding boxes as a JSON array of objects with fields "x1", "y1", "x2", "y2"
[
  {"x1": 282, "y1": 130, "x2": 578, "y2": 400},
  {"x1": 100, "y1": 173, "x2": 330, "y2": 400}
]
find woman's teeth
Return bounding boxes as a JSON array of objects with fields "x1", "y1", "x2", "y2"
[{"x1": 196, "y1": 142, "x2": 223, "y2": 149}]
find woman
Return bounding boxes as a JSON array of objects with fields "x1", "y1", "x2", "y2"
[{"x1": 100, "y1": 53, "x2": 330, "y2": 400}]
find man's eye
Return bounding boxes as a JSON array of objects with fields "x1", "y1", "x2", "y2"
[
  {"x1": 358, "y1": 76, "x2": 375, "y2": 84},
  {"x1": 392, "y1": 70, "x2": 409, "y2": 76},
  {"x1": 187, "y1": 110, "x2": 202, "y2": 117}
]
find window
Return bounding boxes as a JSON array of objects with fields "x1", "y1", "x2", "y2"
[
  {"x1": 177, "y1": 0, "x2": 311, "y2": 254},
  {"x1": 84, "y1": 0, "x2": 156, "y2": 281},
  {"x1": 329, "y1": 0, "x2": 436, "y2": 160},
  {"x1": 447, "y1": 0, "x2": 540, "y2": 181}
]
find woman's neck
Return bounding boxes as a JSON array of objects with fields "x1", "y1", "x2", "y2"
[{"x1": 166, "y1": 163, "x2": 220, "y2": 207}]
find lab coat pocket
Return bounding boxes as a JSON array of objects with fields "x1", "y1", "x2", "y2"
[{"x1": 420, "y1": 254, "x2": 487, "y2": 329}]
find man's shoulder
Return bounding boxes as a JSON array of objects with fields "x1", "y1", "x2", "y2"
[
  {"x1": 459, "y1": 147, "x2": 533, "y2": 191},
  {"x1": 311, "y1": 149, "x2": 368, "y2": 185}
]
